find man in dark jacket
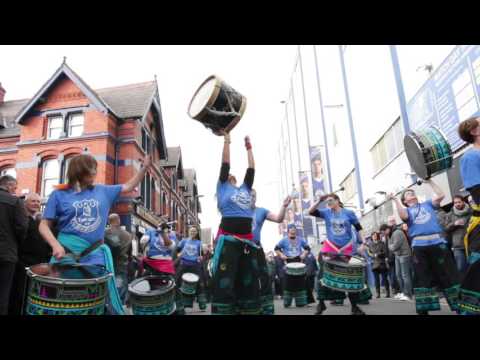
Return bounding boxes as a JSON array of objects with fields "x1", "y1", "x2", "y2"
[
  {"x1": 0, "y1": 176, "x2": 28, "y2": 315},
  {"x1": 274, "y1": 254, "x2": 285, "y2": 298},
  {"x1": 445, "y1": 195, "x2": 472, "y2": 275},
  {"x1": 9, "y1": 193, "x2": 51, "y2": 314}
]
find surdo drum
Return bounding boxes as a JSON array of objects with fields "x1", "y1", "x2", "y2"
[
  {"x1": 321, "y1": 256, "x2": 366, "y2": 293},
  {"x1": 188, "y1": 75, "x2": 247, "y2": 135},
  {"x1": 128, "y1": 275, "x2": 176, "y2": 315},
  {"x1": 25, "y1": 263, "x2": 111, "y2": 315},
  {"x1": 285, "y1": 262, "x2": 307, "y2": 276},
  {"x1": 180, "y1": 273, "x2": 199, "y2": 295},
  {"x1": 404, "y1": 126, "x2": 453, "y2": 179}
]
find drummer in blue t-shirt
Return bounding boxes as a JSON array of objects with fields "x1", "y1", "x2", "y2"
[
  {"x1": 175, "y1": 225, "x2": 208, "y2": 311},
  {"x1": 390, "y1": 178, "x2": 460, "y2": 315},
  {"x1": 39, "y1": 153, "x2": 152, "y2": 315},
  {"x1": 456, "y1": 117, "x2": 480, "y2": 314},
  {"x1": 275, "y1": 225, "x2": 310, "y2": 308},
  {"x1": 251, "y1": 189, "x2": 291, "y2": 314},
  {"x1": 308, "y1": 193, "x2": 371, "y2": 315}
]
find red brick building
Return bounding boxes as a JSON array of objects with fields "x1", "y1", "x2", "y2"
[{"x1": 0, "y1": 60, "x2": 201, "y2": 237}]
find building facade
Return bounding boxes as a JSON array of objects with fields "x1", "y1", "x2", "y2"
[{"x1": 0, "y1": 61, "x2": 201, "y2": 238}]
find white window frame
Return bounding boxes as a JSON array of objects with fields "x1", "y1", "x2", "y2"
[
  {"x1": 48, "y1": 115, "x2": 64, "y2": 139},
  {"x1": 67, "y1": 113, "x2": 84, "y2": 137},
  {"x1": 0, "y1": 167, "x2": 16, "y2": 178},
  {"x1": 42, "y1": 159, "x2": 61, "y2": 198}
]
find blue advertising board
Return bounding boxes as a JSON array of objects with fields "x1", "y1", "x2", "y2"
[{"x1": 407, "y1": 45, "x2": 480, "y2": 151}]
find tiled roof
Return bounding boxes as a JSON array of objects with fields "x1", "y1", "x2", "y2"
[
  {"x1": 0, "y1": 81, "x2": 157, "y2": 138},
  {"x1": 95, "y1": 81, "x2": 157, "y2": 119},
  {"x1": 160, "y1": 146, "x2": 181, "y2": 167}
]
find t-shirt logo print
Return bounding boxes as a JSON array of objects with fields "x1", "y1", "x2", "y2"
[
  {"x1": 414, "y1": 206, "x2": 432, "y2": 225},
  {"x1": 185, "y1": 243, "x2": 197, "y2": 257},
  {"x1": 71, "y1": 199, "x2": 102, "y2": 233},
  {"x1": 332, "y1": 219, "x2": 347, "y2": 236},
  {"x1": 230, "y1": 190, "x2": 252, "y2": 210}
]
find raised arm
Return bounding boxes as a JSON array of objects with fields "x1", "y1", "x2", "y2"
[
  {"x1": 425, "y1": 178, "x2": 445, "y2": 207},
  {"x1": 389, "y1": 193, "x2": 409, "y2": 222},
  {"x1": 122, "y1": 155, "x2": 151, "y2": 193},
  {"x1": 266, "y1": 196, "x2": 292, "y2": 223},
  {"x1": 308, "y1": 194, "x2": 329, "y2": 216},
  {"x1": 244, "y1": 136, "x2": 255, "y2": 189},
  {"x1": 219, "y1": 131, "x2": 230, "y2": 183}
]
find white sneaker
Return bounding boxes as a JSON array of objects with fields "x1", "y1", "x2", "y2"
[
  {"x1": 394, "y1": 293, "x2": 403, "y2": 300},
  {"x1": 400, "y1": 294, "x2": 412, "y2": 301}
]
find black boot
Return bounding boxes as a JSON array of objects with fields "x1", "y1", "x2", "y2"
[
  {"x1": 376, "y1": 288, "x2": 381, "y2": 298},
  {"x1": 385, "y1": 287, "x2": 391, "y2": 298},
  {"x1": 315, "y1": 301, "x2": 327, "y2": 315},
  {"x1": 351, "y1": 304, "x2": 366, "y2": 315}
]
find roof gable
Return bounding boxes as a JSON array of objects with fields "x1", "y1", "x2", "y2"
[{"x1": 15, "y1": 62, "x2": 113, "y2": 124}]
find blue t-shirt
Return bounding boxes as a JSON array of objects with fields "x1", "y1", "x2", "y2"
[
  {"x1": 276, "y1": 237, "x2": 308, "y2": 258},
  {"x1": 312, "y1": 208, "x2": 359, "y2": 247},
  {"x1": 216, "y1": 181, "x2": 254, "y2": 218},
  {"x1": 406, "y1": 200, "x2": 446, "y2": 247},
  {"x1": 177, "y1": 238, "x2": 201, "y2": 264},
  {"x1": 252, "y1": 207, "x2": 269, "y2": 245},
  {"x1": 146, "y1": 229, "x2": 175, "y2": 258},
  {"x1": 43, "y1": 184, "x2": 123, "y2": 245},
  {"x1": 461, "y1": 148, "x2": 480, "y2": 190}
]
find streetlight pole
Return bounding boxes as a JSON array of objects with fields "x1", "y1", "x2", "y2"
[
  {"x1": 297, "y1": 46, "x2": 316, "y2": 197},
  {"x1": 282, "y1": 101, "x2": 295, "y2": 190},
  {"x1": 313, "y1": 45, "x2": 333, "y2": 193},
  {"x1": 290, "y1": 79, "x2": 305, "y2": 228},
  {"x1": 338, "y1": 45, "x2": 365, "y2": 212}
]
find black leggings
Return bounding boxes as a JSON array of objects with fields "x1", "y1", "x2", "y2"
[
  {"x1": 0, "y1": 262, "x2": 16, "y2": 315},
  {"x1": 373, "y1": 269, "x2": 390, "y2": 292}
]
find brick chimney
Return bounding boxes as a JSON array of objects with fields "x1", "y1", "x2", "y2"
[{"x1": 0, "y1": 82, "x2": 5, "y2": 104}]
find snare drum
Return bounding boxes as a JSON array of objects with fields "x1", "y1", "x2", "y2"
[
  {"x1": 128, "y1": 275, "x2": 176, "y2": 315},
  {"x1": 188, "y1": 75, "x2": 247, "y2": 135},
  {"x1": 285, "y1": 262, "x2": 307, "y2": 276},
  {"x1": 180, "y1": 273, "x2": 199, "y2": 295},
  {"x1": 321, "y1": 256, "x2": 366, "y2": 293},
  {"x1": 25, "y1": 263, "x2": 111, "y2": 315},
  {"x1": 404, "y1": 126, "x2": 453, "y2": 179}
]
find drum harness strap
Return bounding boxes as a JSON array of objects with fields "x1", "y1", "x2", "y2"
[{"x1": 62, "y1": 239, "x2": 105, "y2": 262}]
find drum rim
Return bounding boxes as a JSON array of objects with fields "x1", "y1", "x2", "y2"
[
  {"x1": 128, "y1": 275, "x2": 175, "y2": 296},
  {"x1": 323, "y1": 258, "x2": 366, "y2": 268},
  {"x1": 404, "y1": 132, "x2": 430, "y2": 179},
  {"x1": 286, "y1": 262, "x2": 306, "y2": 268},
  {"x1": 222, "y1": 96, "x2": 247, "y2": 134},
  {"x1": 26, "y1": 263, "x2": 112, "y2": 285},
  {"x1": 187, "y1": 75, "x2": 222, "y2": 119}
]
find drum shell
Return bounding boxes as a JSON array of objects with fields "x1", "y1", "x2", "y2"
[
  {"x1": 188, "y1": 75, "x2": 246, "y2": 135},
  {"x1": 25, "y1": 264, "x2": 111, "y2": 315},
  {"x1": 285, "y1": 262, "x2": 307, "y2": 276},
  {"x1": 321, "y1": 258, "x2": 366, "y2": 293},
  {"x1": 404, "y1": 127, "x2": 452, "y2": 179},
  {"x1": 128, "y1": 275, "x2": 176, "y2": 315},
  {"x1": 180, "y1": 273, "x2": 199, "y2": 295}
]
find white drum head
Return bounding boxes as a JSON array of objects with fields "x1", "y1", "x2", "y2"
[
  {"x1": 182, "y1": 273, "x2": 199, "y2": 282},
  {"x1": 188, "y1": 77, "x2": 218, "y2": 118},
  {"x1": 286, "y1": 262, "x2": 306, "y2": 270}
]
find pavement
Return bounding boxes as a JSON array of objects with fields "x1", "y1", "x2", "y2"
[{"x1": 186, "y1": 294, "x2": 455, "y2": 316}]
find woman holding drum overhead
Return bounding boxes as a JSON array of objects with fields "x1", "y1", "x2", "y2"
[
  {"x1": 175, "y1": 225, "x2": 208, "y2": 311},
  {"x1": 456, "y1": 117, "x2": 480, "y2": 315},
  {"x1": 308, "y1": 193, "x2": 371, "y2": 315},
  {"x1": 210, "y1": 130, "x2": 261, "y2": 315},
  {"x1": 274, "y1": 224, "x2": 310, "y2": 308},
  {"x1": 38, "y1": 154, "x2": 152, "y2": 315},
  {"x1": 389, "y1": 179, "x2": 460, "y2": 315}
]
